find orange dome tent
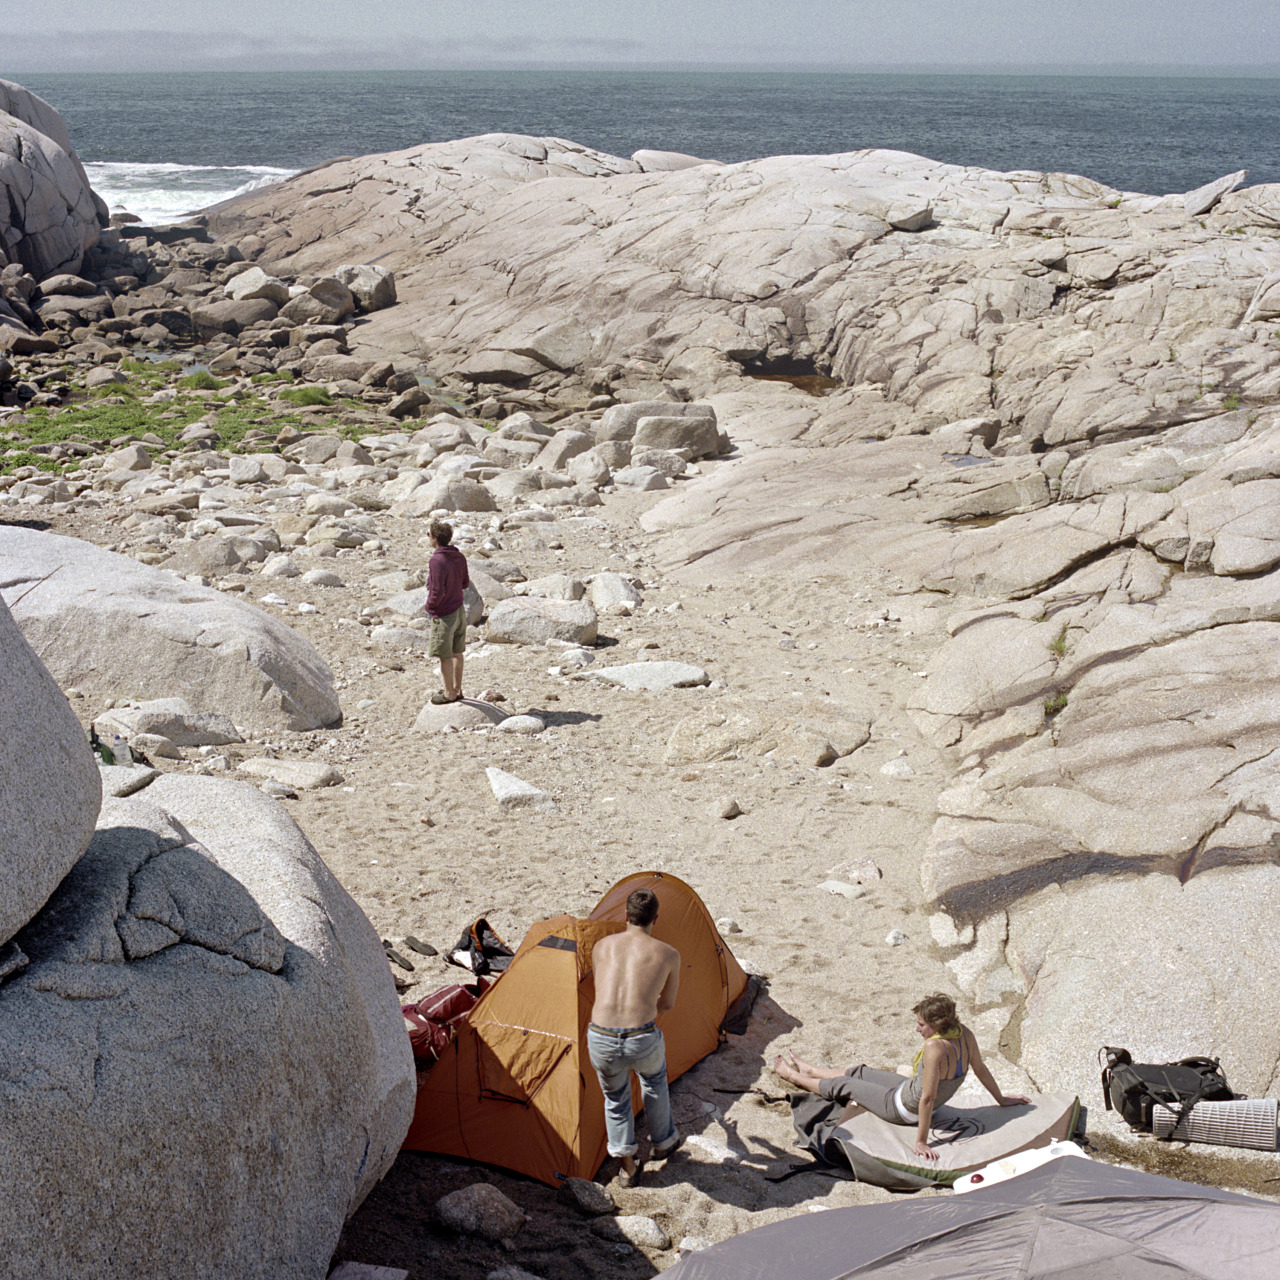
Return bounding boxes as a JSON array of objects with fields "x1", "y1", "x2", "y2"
[{"x1": 403, "y1": 871, "x2": 751, "y2": 1185}]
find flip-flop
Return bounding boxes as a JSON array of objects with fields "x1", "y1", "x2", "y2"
[{"x1": 403, "y1": 935, "x2": 438, "y2": 957}]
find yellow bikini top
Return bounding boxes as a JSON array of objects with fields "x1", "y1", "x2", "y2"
[{"x1": 911, "y1": 1028, "x2": 963, "y2": 1076}]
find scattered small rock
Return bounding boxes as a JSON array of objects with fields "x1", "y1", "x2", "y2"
[
  {"x1": 678, "y1": 1237, "x2": 713, "y2": 1254},
  {"x1": 302, "y1": 568, "x2": 343, "y2": 587},
  {"x1": 485, "y1": 767, "x2": 555, "y2": 810},
  {"x1": 715, "y1": 797, "x2": 742, "y2": 820},
  {"x1": 435, "y1": 1183, "x2": 527, "y2": 1243},
  {"x1": 885, "y1": 929, "x2": 908, "y2": 946},
  {"x1": 496, "y1": 714, "x2": 546, "y2": 735},
  {"x1": 589, "y1": 661, "x2": 709, "y2": 691},
  {"x1": 680, "y1": 770, "x2": 701, "y2": 782},
  {"x1": 716, "y1": 917, "x2": 742, "y2": 934},
  {"x1": 879, "y1": 757, "x2": 915, "y2": 778},
  {"x1": 590, "y1": 1215, "x2": 671, "y2": 1251},
  {"x1": 556, "y1": 1177, "x2": 615, "y2": 1216},
  {"x1": 238, "y1": 758, "x2": 344, "y2": 790},
  {"x1": 818, "y1": 880, "x2": 864, "y2": 900},
  {"x1": 328, "y1": 1264, "x2": 409, "y2": 1280},
  {"x1": 259, "y1": 780, "x2": 297, "y2": 799}
]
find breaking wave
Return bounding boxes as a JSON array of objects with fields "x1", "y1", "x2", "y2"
[{"x1": 83, "y1": 161, "x2": 296, "y2": 225}]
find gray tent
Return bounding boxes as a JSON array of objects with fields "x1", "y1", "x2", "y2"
[{"x1": 667, "y1": 1156, "x2": 1280, "y2": 1279}]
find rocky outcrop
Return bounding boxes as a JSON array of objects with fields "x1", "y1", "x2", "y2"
[
  {"x1": 1, "y1": 773, "x2": 415, "y2": 1279},
  {"x1": 0, "y1": 528, "x2": 340, "y2": 733},
  {"x1": 0, "y1": 79, "x2": 103, "y2": 280},
  {"x1": 0, "y1": 595, "x2": 101, "y2": 946}
]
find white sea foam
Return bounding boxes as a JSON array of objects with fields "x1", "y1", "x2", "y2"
[{"x1": 83, "y1": 162, "x2": 296, "y2": 225}]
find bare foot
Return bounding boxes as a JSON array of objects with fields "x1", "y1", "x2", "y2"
[{"x1": 771, "y1": 1054, "x2": 802, "y2": 1087}]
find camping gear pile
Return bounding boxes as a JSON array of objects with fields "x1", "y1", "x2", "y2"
[
  {"x1": 402, "y1": 871, "x2": 754, "y2": 1184},
  {"x1": 1101, "y1": 1046, "x2": 1278, "y2": 1151},
  {"x1": 666, "y1": 1156, "x2": 1280, "y2": 1279}
]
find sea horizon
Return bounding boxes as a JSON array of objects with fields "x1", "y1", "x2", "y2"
[{"x1": 9, "y1": 68, "x2": 1279, "y2": 224}]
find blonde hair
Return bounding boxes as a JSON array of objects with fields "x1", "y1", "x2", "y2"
[{"x1": 913, "y1": 993, "x2": 960, "y2": 1036}]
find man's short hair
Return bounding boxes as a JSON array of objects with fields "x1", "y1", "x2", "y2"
[
  {"x1": 429, "y1": 520, "x2": 453, "y2": 545},
  {"x1": 626, "y1": 888, "x2": 659, "y2": 927}
]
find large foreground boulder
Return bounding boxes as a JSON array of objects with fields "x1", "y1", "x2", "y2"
[
  {"x1": 0, "y1": 528, "x2": 340, "y2": 733},
  {"x1": 0, "y1": 596, "x2": 101, "y2": 946},
  {"x1": 0, "y1": 773, "x2": 415, "y2": 1279},
  {"x1": 0, "y1": 78, "x2": 103, "y2": 279}
]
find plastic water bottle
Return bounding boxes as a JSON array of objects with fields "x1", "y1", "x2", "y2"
[{"x1": 110, "y1": 734, "x2": 132, "y2": 767}]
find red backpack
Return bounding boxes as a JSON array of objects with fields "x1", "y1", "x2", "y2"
[{"x1": 403, "y1": 978, "x2": 490, "y2": 1063}]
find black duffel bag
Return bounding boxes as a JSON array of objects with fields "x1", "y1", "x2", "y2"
[{"x1": 1100, "y1": 1046, "x2": 1234, "y2": 1134}]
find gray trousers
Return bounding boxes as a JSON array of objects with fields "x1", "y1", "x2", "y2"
[{"x1": 818, "y1": 1065, "x2": 913, "y2": 1125}]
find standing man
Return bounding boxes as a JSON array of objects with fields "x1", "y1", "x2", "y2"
[
  {"x1": 426, "y1": 519, "x2": 469, "y2": 704},
  {"x1": 588, "y1": 888, "x2": 682, "y2": 1186}
]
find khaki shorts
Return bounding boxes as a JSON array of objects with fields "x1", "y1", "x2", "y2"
[{"x1": 427, "y1": 605, "x2": 467, "y2": 657}]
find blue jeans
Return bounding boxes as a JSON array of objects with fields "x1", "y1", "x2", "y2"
[{"x1": 587, "y1": 1024, "x2": 677, "y2": 1158}]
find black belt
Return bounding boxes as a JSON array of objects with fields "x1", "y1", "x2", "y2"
[{"x1": 589, "y1": 1021, "x2": 656, "y2": 1038}]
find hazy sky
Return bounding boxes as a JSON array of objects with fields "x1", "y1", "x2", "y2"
[{"x1": 5, "y1": 0, "x2": 1279, "y2": 74}]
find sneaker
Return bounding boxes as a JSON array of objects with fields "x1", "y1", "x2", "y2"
[
  {"x1": 618, "y1": 1162, "x2": 644, "y2": 1189},
  {"x1": 651, "y1": 1132, "x2": 683, "y2": 1160}
]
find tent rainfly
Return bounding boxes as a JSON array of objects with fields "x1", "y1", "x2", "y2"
[
  {"x1": 403, "y1": 871, "x2": 750, "y2": 1185},
  {"x1": 665, "y1": 1155, "x2": 1280, "y2": 1280}
]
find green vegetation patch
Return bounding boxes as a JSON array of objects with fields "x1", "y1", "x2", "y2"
[
  {"x1": 278, "y1": 385, "x2": 332, "y2": 407},
  {"x1": 177, "y1": 370, "x2": 227, "y2": 391}
]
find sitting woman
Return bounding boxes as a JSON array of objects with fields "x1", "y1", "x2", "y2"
[{"x1": 772, "y1": 992, "x2": 1029, "y2": 1161}]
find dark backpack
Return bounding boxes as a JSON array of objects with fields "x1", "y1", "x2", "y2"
[
  {"x1": 446, "y1": 917, "x2": 515, "y2": 977},
  {"x1": 1100, "y1": 1046, "x2": 1234, "y2": 1135}
]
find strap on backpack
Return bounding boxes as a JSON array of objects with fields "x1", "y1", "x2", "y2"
[{"x1": 1099, "y1": 1045, "x2": 1130, "y2": 1112}]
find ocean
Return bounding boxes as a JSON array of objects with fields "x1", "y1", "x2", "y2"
[{"x1": 13, "y1": 70, "x2": 1280, "y2": 224}]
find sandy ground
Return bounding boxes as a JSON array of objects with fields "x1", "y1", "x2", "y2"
[{"x1": 32, "y1": 432, "x2": 1277, "y2": 1279}]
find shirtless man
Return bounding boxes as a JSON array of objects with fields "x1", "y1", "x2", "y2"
[{"x1": 588, "y1": 887, "x2": 681, "y2": 1185}]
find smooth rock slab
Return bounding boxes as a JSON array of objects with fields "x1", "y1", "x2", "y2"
[
  {"x1": 0, "y1": 775, "x2": 414, "y2": 1280},
  {"x1": 485, "y1": 767, "x2": 554, "y2": 810},
  {"x1": 238, "y1": 758, "x2": 344, "y2": 790},
  {"x1": 997, "y1": 865, "x2": 1280, "y2": 1109},
  {"x1": 413, "y1": 700, "x2": 507, "y2": 732},
  {"x1": 589, "y1": 661, "x2": 709, "y2": 691},
  {"x1": 0, "y1": 595, "x2": 102, "y2": 946},
  {"x1": 0, "y1": 528, "x2": 340, "y2": 734}
]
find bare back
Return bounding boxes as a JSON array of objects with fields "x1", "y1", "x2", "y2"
[{"x1": 591, "y1": 926, "x2": 680, "y2": 1029}]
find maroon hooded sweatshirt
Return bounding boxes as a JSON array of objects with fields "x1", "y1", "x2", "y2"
[{"x1": 426, "y1": 545, "x2": 469, "y2": 618}]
